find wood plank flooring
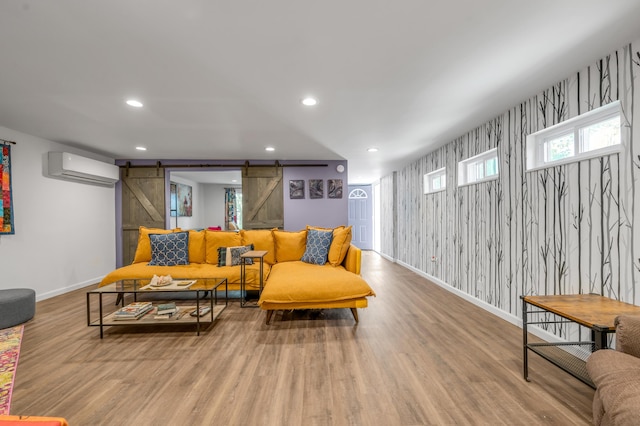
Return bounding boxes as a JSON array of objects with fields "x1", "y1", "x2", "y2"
[{"x1": 10, "y1": 252, "x2": 593, "y2": 425}]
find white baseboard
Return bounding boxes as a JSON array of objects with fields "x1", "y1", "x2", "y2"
[
  {"x1": 36, "y1": 277, "x2": 100, "y2": 301},
  {"x1": 376, "y1": 251, "x2": 395, "y2": 263}
]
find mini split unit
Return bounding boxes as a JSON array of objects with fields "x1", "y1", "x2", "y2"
[{"x1": 48, "y1": 152, "x2": 119, "y2": 186}]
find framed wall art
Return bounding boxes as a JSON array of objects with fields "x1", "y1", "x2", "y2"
[
  {"x1": 328, "y1": 179, "x2": 343, "y2": 199},
  {"x1": 289, "y1": 179, "x2": 305, "y2": 199},
  {"x1": 173, "y1": 183, "x2": 192, "y2": 217},
  {"x1": 309, "y1": 179, "x2": 324, "y2": 199}
]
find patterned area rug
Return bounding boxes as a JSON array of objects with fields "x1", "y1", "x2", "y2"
[{"x1": 0, "y1": 325, "x2": 24, "y2": 415}]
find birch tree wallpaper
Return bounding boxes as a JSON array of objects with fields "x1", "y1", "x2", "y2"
[{"x1": 380, "y1": 39, "x2": 640, "y2": 324}]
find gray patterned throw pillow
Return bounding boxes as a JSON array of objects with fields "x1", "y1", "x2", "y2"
[
  {"x1": 301, "y1": 229, "x2": 333, "y2": 265},
  {"x1": 148, "y1": 232, "x2": 190, "y2": 266},
  {"x1": 217, "y1": 244, "x2": 254, "y2": 266}
]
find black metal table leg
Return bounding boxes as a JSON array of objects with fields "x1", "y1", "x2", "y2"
[
  {"x1": 196, "y1": 290, "x2": 201, "y2": 336},
  {"x1": 99, "y1": 292, "x2": 104, "y2": 339},
  {"x1": 522, "y1": 297, "x2": 529, "y2": 382}
]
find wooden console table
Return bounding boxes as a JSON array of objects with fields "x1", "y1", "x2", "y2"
[{"x1": 521, "y1": 294, "x2": 640, "y2": 388}]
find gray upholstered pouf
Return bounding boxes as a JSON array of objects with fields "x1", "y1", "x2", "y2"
[{"x1": 0, "y1": 288, "x2": 36, "y2": 329}]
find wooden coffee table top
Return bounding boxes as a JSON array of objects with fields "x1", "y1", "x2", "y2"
[{"x1": 523, "y1": 294, "x2": 640, "y2": 331}]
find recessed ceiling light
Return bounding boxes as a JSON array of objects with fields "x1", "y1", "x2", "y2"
[
  {"x1": 265, "y1": 146, "x2": 275, "y2": 152},
  {"x1": 301, "y1": 97, "x2": 317, "y2": 106},
  {"x1": 231, "y1": 179, "x2": 238, "y2": 183},
  {"x1": 135, "y1": 146, "x2": 147, "y2": 151},
  {"x1": 126, "y1": 99, "x2": 143, "y2": 108},
  {"x1": 367, "y1": 147, "x2": 379, "y2": 152}
]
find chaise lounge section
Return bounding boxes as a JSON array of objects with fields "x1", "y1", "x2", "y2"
[{"x1": 258, "y1": 226, "x2": 373, "y2": 324}]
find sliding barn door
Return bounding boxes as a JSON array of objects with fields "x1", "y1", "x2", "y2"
[
  {"x1": 121, "y1": 167, "x2": 166, "y2": 265},
  {"x1": 242, "y1": 166, "x2": 284, "y2": 230}
]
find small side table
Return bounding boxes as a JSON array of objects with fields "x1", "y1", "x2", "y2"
[
  {"x1": 521, "y1": 294, "x2": 640, "y2": 388},
  {"x1": 240, "y1": 250, "x2": 267, "y2": 308}
]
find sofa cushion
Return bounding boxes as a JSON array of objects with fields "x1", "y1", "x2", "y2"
[
  {"x1": 306, "y1": 225, "x2": 341, "y2": 232},
  {"x1": 328, "y1": 226, "x2": 352, "y2": 266},
  {"x1": 148, "y1": 232, "x2": 190, "y2": 266},
  {"x1": 188, "y1": 229, "x2": 206, "y2": 263},
  {"x1": 587, "y1": 349, "x2": 640, "y2": 426},
  {"x1": 260, "y1": 261, "x2": 375, "y2": 304},
  {"x1": 240, "y1": 229, "x2": 276, "y2": 265},
  {"x1": 301, "y1": 228, "x2": 333, "y2": 265},
  {"x1": 205, "y1": 230, "x2": 242, "y2": 264},
  {"x1": 217, "y1": 244, "x2": 254, "y2": 266},
  {"x1": 615, "y1": 315, "x2": 640, "y2": 359},
  {"x1": 306, "y1": 225, "x2": 353, "y2": 266},
  {"x1": 132, "y1": 226, "x2": 182, "y2": 264},
  {"x1": 273, "y1": 229, "x2": 307, "y2": 263}
]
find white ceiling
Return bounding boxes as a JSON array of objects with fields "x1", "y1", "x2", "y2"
[{"x1": 2, "y1": 1, "x2": 640, "y2": 184}]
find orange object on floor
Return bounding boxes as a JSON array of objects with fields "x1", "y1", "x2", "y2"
[{"x1": 0, "y1": 415, "x2": 68, "y2": 426}]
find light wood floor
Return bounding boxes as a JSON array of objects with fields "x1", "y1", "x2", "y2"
[{"x1": 11, "y1": 252, "x2": 593, "y2": 425}]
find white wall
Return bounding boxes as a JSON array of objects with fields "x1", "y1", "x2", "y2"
[
  {"x1": 167, "y1": 178, "x2": 233, "y2": 230},
  {"x1": 168, "y1": 175, "x2": 202, "y2": 230},
  {"x1": 0, "y1": 126, "x2": 116, "y2": 300},
  {"x1": 202, "y1": 184, "x2": 228, "y2": 229}
]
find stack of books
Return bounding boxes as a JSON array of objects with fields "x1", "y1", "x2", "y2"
[
  {"x1": 154, "y1": 302, "x2": 180, "y2": 320},
  {"x1": 114, "y1": 301, "x2": 153, "y2": 320}
]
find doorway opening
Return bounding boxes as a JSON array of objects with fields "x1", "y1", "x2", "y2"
[
  {"x1": 347, "y1": 185, "x2": 373, "y2": 250},
  {"x1": 169, "y1": 169, "x2": 242, "y2": 231}
]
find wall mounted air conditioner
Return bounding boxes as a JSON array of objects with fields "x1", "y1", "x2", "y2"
[{"x1": 48, "y1": 152, "x2": 120, "y2": 186}]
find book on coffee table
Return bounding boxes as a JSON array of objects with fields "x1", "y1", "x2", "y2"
[
  {"x1": 156, "y1": 302, "x2": 177, "y2": 315},
  {"x1": 113, "y1": 301, "x2": 153, "y2": 320},
  {"x1": 153, "y1": 307, "x2": 181, "y2": 320}
]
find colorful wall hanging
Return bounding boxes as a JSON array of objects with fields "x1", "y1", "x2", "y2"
[{"x1": 0, "y1": 143, "x2": 14, "y2": 234}]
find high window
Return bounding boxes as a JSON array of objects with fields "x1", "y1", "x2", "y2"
[
  {"x1": 458, "y1": 148, "x2": 498, "y2": 186},
  {"x1": 424, "y1": 167, "x2": 446, "y2": 194},
  {"x1": 526, "y1": 101, "x2": 622, "y2": 171}
]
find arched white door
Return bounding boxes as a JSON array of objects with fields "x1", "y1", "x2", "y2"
[{"x1": 348, "y1": 185, "x2": 373, "y2": 250}]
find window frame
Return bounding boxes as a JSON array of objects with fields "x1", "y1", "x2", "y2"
[
  {"x1": 457, "y1": 148, "x2": 499, "y2": 187},
  {"x1": 423, "y1": 167, "x2": 446, "y2": 194},
  {"x1": 526, "y1": 100, "x2": 622, "y2": 172}
]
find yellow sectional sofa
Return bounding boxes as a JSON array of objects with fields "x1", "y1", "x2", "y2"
[{"x1": 100, "y1": 226, "x2": 376, "y2": 323}]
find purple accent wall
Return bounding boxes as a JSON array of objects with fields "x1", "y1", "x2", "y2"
[{"x1": 283, "y1": 160, "x2": 348, "y2": 231}]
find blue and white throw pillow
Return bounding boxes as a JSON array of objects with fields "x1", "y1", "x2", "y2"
[
  {"x1": 301, "y1": 229, "x2": 333, "y2": 265},
  {"x1": 148, "y1": 232, "x2": 190, "y2": 266}
]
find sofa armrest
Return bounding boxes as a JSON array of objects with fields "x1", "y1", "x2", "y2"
[
  {"x1": 615, "y1": 315, "x2": 640, "y2": 358},
  {"x1": 342, "y1": 244, "x2": 361, "y2": 275}
]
